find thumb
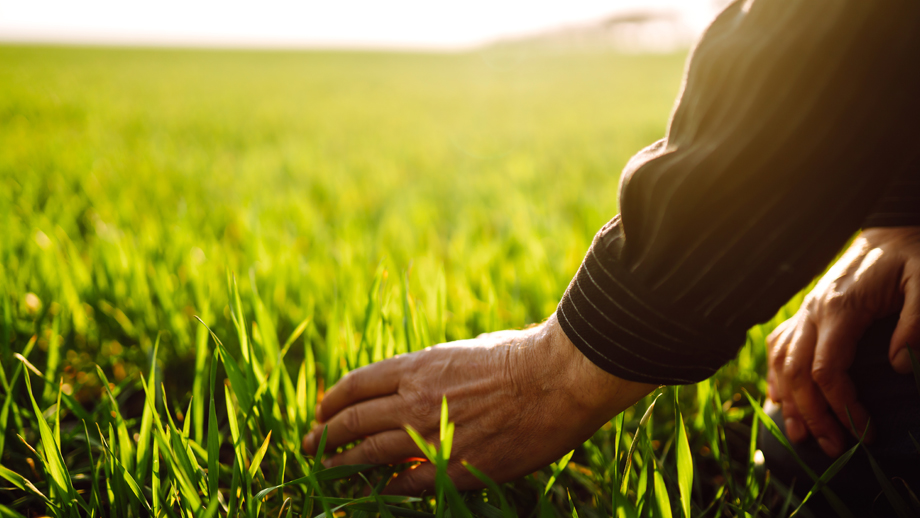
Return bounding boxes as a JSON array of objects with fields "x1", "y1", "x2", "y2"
[{"x1": 890, "y1": 276, "x2": 920, "y2": 373}]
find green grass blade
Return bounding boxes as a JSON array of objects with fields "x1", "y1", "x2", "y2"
[
  {"x1": 567, "y1": 489, "x2": 579, "y2": 518},
  {"x1": 341, "y1": 503, "x2": 433, "y2": 518},
  {"x1": 250, "y1": 271, "x2": 281, "y2": 369},
  {"x1": 154, "y1": 431, "x2": 203, "y2": 510},
  {"x1": 193, "y1": 311, "x2": 210, "y2": 444},
  {"x1": 404, "y1": 425, "x2": 436, "y2": 463},
  {"x1": 652, "y1": 459, "x2": 673, "y2": 518},
  {"x1": 280, "y1": 316, "x2": 311, "y2": 359},
  {"x1": 95, "y1": 364, "x2": 135, "y2": 473},
  {"x1": 621, "y1": 392, "x2": 660, "y2": 494},
  {"x1": 674, "y1": 388, "x2": 693, "y2": 518},
  {"x1": 793, "y1": 441, "x2": 860, "y2": 515},
  {"x1": 313, "y1": 424, "x2": 329, "y2": 473},
  {"x1": 862, "y1": 444, "x2": 913, "y2": 518},
  {"x1": 0, "y1": 464, "x2": 52, "y2": 506},
  {"x1": 296, "y1": 361, "x2": 308, "y2": 437},
  {"x1": 182, "y1": 396, "x2": 194, "y2": 437},
  {"x1": 197, "y1": 316, "x2": 254, "y2": 413},
  {"x1": 224, "y1": 384, "x2": 248, "y2": 476},
  {"x1": 207, "y1": 348, "x2": 220, "y2": 503},
  {"x1": 0, "y1": 336, "x2": 35, "y2": 460},
  {"x1": 439, "y1": 396, "x2": 448, "y2": 444},
  {"x1": 22, "y1": 370, "x2": 75, "y2": 508},
  {"x1": 99, "y1": 423, "x2": 152, "y2": 513},
  {"x1": 152, "y1": 437, "x2": 161, "y2": 516},
  {"x1": 41, "y1": 313, "x2": 61, "y2": 405},
  {"x1": 136, "y1": 335, "x2": 159, "y2": 482},
  {"x1": 248, "y1": 430, "x2": 272, "y2": 479},
  {"x1": 358, "y1": 472, "x2": 396, "y2": 518},
  {"x1": 313, "y1": 464, "x2": 376, "y2": 482},
  {"x1": 227, "y1": 454, "x2": 241, "y2": 518},
  {"x1": 544, "y1": 450, "x2": 574, "y2": 496},
  {"x1": 0, "y1": 504, "x2": 27, "y2": 518},
  {"x1": 444, "y1": 480, "x2": 473, "y2": 518},
  {"x1": 742, "y1": 389, "x2": 854, "y2": 518},
  {"x1": 53, "y1": 380, "x2": 62, "y2": 451},
  {"x1": 462, "y1": 461, "x2": 514, "y2": 518},
  {"x1": 81, "y1": 420, "x2": 101, "y2": 510}
]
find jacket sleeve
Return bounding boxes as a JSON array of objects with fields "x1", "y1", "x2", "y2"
[
  {"x1": 864, "y1": 169, "x2": 920, "y2": 228},
  {"x1": 557, "y1": 0, "x2": 920, "y2": 385}
]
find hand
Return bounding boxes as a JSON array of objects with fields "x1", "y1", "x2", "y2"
[
  {"x1": 302, "y1": 313, "x2": 655, "y2": 496},
  {"x1": 767, "y1": 227, "x2": 920, "y2": 457}
]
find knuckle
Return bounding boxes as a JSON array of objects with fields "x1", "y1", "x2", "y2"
[
  {"x1": 403, "y1": 390, "x2": 436, "y2": 425},
  {"x1": 341, "y1": 372, "x2": 360, "y2": 398},
  {"x1": 362, "y1": 435, "x2": 384, "y2": 464},
  {"x1": 810, "y1": 365, "x2": 836, "y2": 387},
  {"x1": 769, "y1": 347, "x2": 786, "y2": 368},
  {"x1": 821, "y1": 292, "x2": 849, "y2": 313},
  {"x1": 343, "y1": 406, "x2": 362, "y2": 435},
  {"x1": 784, "y1": 362, "x2": 810, "y2": 385},
  {"x1": 802, "y1": 414, "x2": 830, "y2": 434},
  {"x1": 767, "y1": 321, "x2": 789, "y2": 346},
  {"x1": 398, "y1": 473, "x2": 425, "y2": 495}
]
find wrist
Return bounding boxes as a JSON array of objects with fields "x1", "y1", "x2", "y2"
[{"x1": 534, "y1": 313, "x2": 656, "y2": 420}]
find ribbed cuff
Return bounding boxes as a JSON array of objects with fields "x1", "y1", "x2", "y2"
[
  {"x1": 557, "y1": 217, "x2": 745, "y2": 385},
  {"x1": 863, "y1": 176, "x2": 920, "y2": 228}
]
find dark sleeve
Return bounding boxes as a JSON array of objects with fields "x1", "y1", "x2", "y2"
[
  {"x1": 864, "y1": 169, "x2": 920, "y2": 228},
  {"x1": 557, "y1": 0, "x2": 920, "y2": 385}
]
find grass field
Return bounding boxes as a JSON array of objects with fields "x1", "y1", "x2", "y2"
[{"x1": 0, "y1": 45, "x2": 825, "y2": 517}]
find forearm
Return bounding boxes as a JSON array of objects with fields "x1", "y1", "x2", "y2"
[{"x1": 529, "y1": 313, "x2": 656, "y2": 417}]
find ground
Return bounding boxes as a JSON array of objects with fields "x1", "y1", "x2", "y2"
[{"x1": 0, "y1": 45, "x2": 812, "y2": 517}]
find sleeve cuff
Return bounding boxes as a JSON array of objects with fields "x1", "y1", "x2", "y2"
[
  {"x1": 863, "y1": 174, "x2": 920, "y2": 228},
  {"x1": 556, "y1": 216, "x2": 746, "y2": 385}
]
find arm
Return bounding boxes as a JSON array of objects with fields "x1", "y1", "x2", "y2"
[
  {"x1": 559, "y1": 0, "x2": 920, "y2": 386},
  {"x1": 304, "y1": 0, "x2": 920, "y2": 493}
]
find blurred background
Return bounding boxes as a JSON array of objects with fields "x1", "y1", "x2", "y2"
[
  {"x1": 1, "y1": 0, "x2": 727, "y2": 50},
  {"x1": 1, "y1": 1, "x2": 803, "y2": 516},
  {"x1": 0, "y1": 0, "x2": 731, "y2": 380}
]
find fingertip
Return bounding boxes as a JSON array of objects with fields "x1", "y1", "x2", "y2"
[
  {"x1": 785, "y1": 417, "x2": 806, "y2": 443},
  {"x1": 315, "y1": 404, "x2": 325, "y2": 423},
  {"x1": 891, "y1": 348, "x2": 913, "y2": 374},
  {"x1": 817, "y1": 437, "x2": 839, "y2": 457},
  {"x1": 302, "y1": 432, "x2": 314, "y2": 454}
]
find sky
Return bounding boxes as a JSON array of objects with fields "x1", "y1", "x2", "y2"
[{"x1": 0, "y1": 0, "x2": 721, "y2": 50}]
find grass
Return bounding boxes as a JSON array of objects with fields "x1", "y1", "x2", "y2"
[{"x1": 0, "y1": 44, "x2": 903, "y2": 516}]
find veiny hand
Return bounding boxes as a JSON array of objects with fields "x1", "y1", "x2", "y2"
[
  {"x1": 767, "y1": 227, "x2": 920, "y2": 457},
  {"x1": 301, "y1": 313, "x2": 655, "y2": 496}
]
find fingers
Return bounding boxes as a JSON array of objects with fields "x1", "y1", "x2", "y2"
[
  {"x1": 812, "y1": 313, "x2": 873, "y2": 442},
  {"x1": 767, "y1": 319, "x2": 795, "y2": 403},
  {"x1": 304, "y1": 395, "x2": 404, "y2": 454},
  {"x1": 382, "y1": 460, "x2": 482, "y2": 496},
  {"x1": 770, "y1": 317, "x2": 809, "y2": 442},
  {"x1": 780, "y1": 396, "x2": 807, "y2": 443},
  {"x1": 786, "y1": 318, "x2": 846, "y2": 456},
  {"x1": 890, "y1": 276, "x2": 920, "y2": 373},
  {"x1": 318, "y1": 355, "x2": 410, "y2": 422},
  {"x1": 325, "y1": 430, "x2": 425, "y2": 467}
]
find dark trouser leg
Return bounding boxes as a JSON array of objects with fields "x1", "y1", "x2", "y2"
[{"x1": 758, "y1": 314, "x2": 920, "y2": 516}]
